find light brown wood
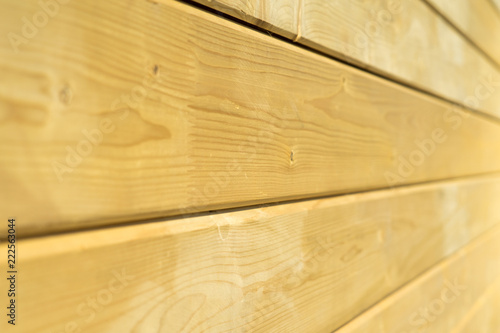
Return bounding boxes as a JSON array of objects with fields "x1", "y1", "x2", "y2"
[
  {"x1": 492, "y1": 0, "x2": 500, "y2": 13},
  {"x1": 298, "y1": 0, "x2": 500, "y2": 120},
  {"x1": 336, "y1": 223, "x2": 500, "y2": 333},
  {"x1": 3, "y1": 0, "x2": 500, "y2": 236},
  {"x1": 425, "y1": 0, "x2": 500, "y2": 66},
  {"x1": 187, "y1": 0, "x2": 299, "y2": 39},
  {"x1": 451, "y1": 276, "x2": 500, "y2": 332},
  {"x1": 194, "y1": 0, "x2": 500, "y2": 120},
  {"x1": 2, "y1": 174, "x2": 500, "y2": 332}
]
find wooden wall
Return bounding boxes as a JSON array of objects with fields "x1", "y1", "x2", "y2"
[{"x1": 1, "y1": 0, "x2": 499, "y2": 332}]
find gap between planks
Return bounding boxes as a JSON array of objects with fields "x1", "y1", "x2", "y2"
[
  {"x1": 178, "y1": 0, "x2": 500, "y2": 126},
  {"x1": 13, "y1": 169, "x2": 500, "y2": 242}
]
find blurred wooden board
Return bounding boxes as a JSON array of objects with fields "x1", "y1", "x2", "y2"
[
  {"x1": 426, "y1": 0, "x2": 500, "y2": 66},
  {"x1": 185, "y1": 0, "x2": 298, "y2": 39},
  {"x1": 298, "y1": 0, "x2": 500, "y2": 122},
  {"x1": 193, "y1": 0, "x2": 500, "y2": 120},
  {"x1": 2, "y1": 174, "x2": 500, "y2": 332},
  {"x1": 450, "y1": 277, "x2": 500, "y2": 332},
  {"x1": 3, "y1": 0, "x2": 500, "y2": 235},
  {"x1": 336, "y1": 223, "x2": 500, "y2": 333}
]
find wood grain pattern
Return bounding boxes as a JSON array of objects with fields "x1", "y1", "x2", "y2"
[
  {"x1": 2, "y1": 174, "x2": 500, "y2": 332},
  {"x1": 425, "y1": 0, "x2": 500, "y2": 66},
  {"x1": 194, "y1": 0, "x2": 500, "y2": 119},
  {"x1": 336, "y1": 223, "x2": 500, "y2": 333},
  {"x1": 3, "y1": 0, "x2": 500, "y2": 235},
  {"x1": 188, "y1": 0, "x2": 298, "y2": 39},
  {"x1": 298, "y1": 0, "x2": 500, "y2": 120}
]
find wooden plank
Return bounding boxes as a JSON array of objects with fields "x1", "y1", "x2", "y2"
[
  {"x1": 451, "y1": 276, "x2": 500, "y2": 332},
  {"x1": 3, "y1": 0, "x2": 500, "y2": 236},
  {"x1": 2, "y1": 175, "x2": 500, "y2": 332},
  {"x1": 186, "y1": 0, "x2": 299, "y2": 39},
  {"x1": 193, "y1": 0, "x2": 500, "y2": 120},
  {"x1": 425, "y1": 0, "x2": 500, "y2": 66},
  {"x1": 298, "y1": 0, "x2": 500, "y2": 120},
  {"x1": 336, "y1": 223, "x2": 500, "y2": 333}
]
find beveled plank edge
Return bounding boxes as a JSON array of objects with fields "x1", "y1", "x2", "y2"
[
  {"x1": 185, "y1": 0, "x2": 500, "y2": 123},
  {"x1": 334, "y1": 224, "x2": 500, "y2": 332}
]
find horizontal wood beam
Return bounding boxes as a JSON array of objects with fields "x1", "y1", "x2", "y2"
[
  {"x1": 424, "y1": 0, "x2": 500, "y2": 66},
  {"x1": 2, "y1": 174, "x2": 500, "y2": 332},
  {"x1": 192, "y1": 0, "x2": 500, "y2": 120},
  {"x1": 336, "y1": 222, "x2": 500, "y2": 333},
  {"x1": 3, "y1": 0, "x2": 500, "y2": 235}
]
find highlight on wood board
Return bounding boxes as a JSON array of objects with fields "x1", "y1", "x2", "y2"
[{"x1": 1, "y1": 0, "x2": 500, "y2": 332}]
